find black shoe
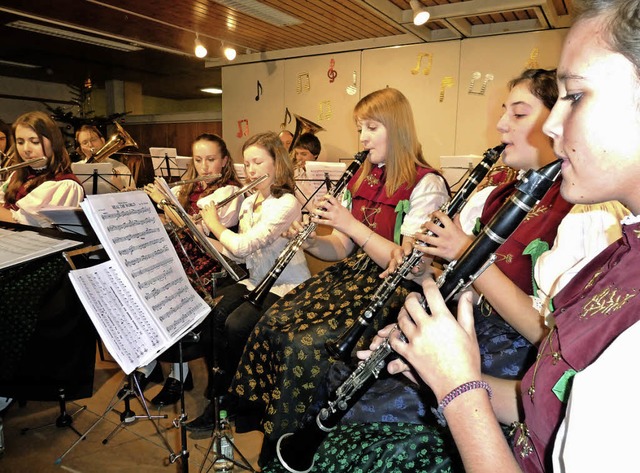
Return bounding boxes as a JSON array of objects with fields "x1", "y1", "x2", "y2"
[
  {"x1": 151, "y1": 372, "x2": 194, "y2": 406},
  {"x1": 184, "y1": 402, "x2": 215, "y2": 432}
]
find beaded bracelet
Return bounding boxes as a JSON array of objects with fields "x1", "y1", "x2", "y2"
[{"x1": 431, "y1": 380, "x2": 493, "y2": 427}]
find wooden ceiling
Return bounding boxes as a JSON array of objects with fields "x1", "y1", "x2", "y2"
[{"x1": 0, "y1": 0, "x2": 573, "y2": 101}]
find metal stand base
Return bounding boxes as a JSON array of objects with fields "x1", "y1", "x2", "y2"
[
  {"x1": 197, "y1": 396, "x2": 256, "y2": 473},
  {"x1": 55, "y1": 372, "x2": 172, "y2": 465}
]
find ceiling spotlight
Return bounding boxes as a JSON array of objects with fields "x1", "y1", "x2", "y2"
[
  {"x1": 223, "y1": 45, "x2": 237, "y2": 61},
  {"x1": 409, "y1": 0, "x2": 430, "y2": 26},
  {"x1": 194, "y1": 35, "x2": 207, "y2": 58}
]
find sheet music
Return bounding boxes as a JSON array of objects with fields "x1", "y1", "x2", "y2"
[
  {"x1": 70, "y1": 191, "x2": 210, "y2": 373},
  {"x1": 0, "y1": 227, "x2": 83, "y2": 270}
]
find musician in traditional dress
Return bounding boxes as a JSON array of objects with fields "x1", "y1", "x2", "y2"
[
  {"x1": 388, "y1": 1, "x2": 640, "y2": 470},
  {"x1": 137, "y1": 133, "x2": 244, "y2": 406},
  {"x1": 0, "y1": 111, "x2": 83, "y2": 227},
  {"x1": 228, "y1": 88, "x2": 449, "y2": 465},
  {"x1": 184, "y1": 131, "x2": 311, "y2": 431},
  {"x1": 74, "y1": 125, "x2": 135, "y2": 192},
  {"x1": 274, "y1": 68, "x2": 627, "y2": 472}
]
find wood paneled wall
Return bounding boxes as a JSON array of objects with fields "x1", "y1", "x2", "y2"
[{"x1": 119, "y1": 121, "x2": 222, "y2": 185}]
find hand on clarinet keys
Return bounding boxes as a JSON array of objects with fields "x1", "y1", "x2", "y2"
[
  {"x1": 417, "y1": 211, "x2": 472, "y2": 262},
  {"x1": 390, "y1": 281, "x2": 482, "y2": 400}
]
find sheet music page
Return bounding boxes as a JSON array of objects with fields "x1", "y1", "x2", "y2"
[
  {"x1": 72, "y1": 191, "x2": 210, "y2": 373},
  {"x1": 0, "y1": 227, "x2": 82, "y2": 270}
]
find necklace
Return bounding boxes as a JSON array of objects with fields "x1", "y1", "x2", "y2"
[{"x1": 527, "y1": 326, "x2": 561, "y2": 402}]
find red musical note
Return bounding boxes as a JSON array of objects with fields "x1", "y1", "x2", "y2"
[
  {"x1": 327, "y1": 58, "x2": 338, "y2": 83},
  {"x1": 236, "y1": 119, "x2": 249, "y2": 138}
]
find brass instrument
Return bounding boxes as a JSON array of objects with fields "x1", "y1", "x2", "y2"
[
  {"x1": 244, "y1": 151, "x2": 368, "y2": 308},
  {"x1": 85, "y1": 122, "x2": 138, "y2": 164},
  {"x1": 0, "y1": 157, "x2": 47, "y2": 174},
  {"x1": 326, "y1": 144, "x2": 506, "y2": 360},
  {"x1": 275, "y1": 159, "x2": 563, "y2": 473},
  {"x1": 289, "y1": 114, "x2": 325, "y2": 152}
]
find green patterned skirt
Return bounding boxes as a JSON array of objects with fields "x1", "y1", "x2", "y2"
[
  {"x1": 263, "y1": 422, "x2": 462, "y2": 473},
  {"x1": 230, "y1": 251, "x2": 413, "y2": 464}
]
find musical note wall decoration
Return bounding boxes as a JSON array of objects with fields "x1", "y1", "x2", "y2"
[
  {"x1": 525, "y1": 48, "x2": 540, "y2": 69},
  {"x1": 318, "y1": 100, "x2": 332, "y2": 121},
  {"x1": 468, "y1": 72, "x2": 495, "y2": 95},
  {"x1": 236, "y1": 119, "x2": 249, "y2": 138},
  {"x1": 439, "y1": 76, "x2": 454, "y2": 102},
  {"x1": 281, "y1": 107, "x2": 292, "y2": 129},
  {"x1": 297, "y1": 72, "x2": 311, "y2": 94},
  {"x1": 255, "y1": 80, "x2": 263, "y2": 101},
  {"x1": 327, "y1": 58, "x2": 338, "y2": 83},
  {"x1": 411, "y1": 52, "x2": 433, "y2": 76}
]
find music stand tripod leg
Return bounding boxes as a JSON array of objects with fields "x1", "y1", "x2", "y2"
[{"x1": 197, "y1": 294, "x2": 255, "y2": 473}]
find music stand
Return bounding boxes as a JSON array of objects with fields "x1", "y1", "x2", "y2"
[
  {"x1": 150, "y1": 147, "x2": 190, "y2": 182},
  {"x1": 72, "y1": 162, "x2": 123, "y2": 195},
  {"x1": 154, "y1": 180, "x2": 253, "y2": 472},
  {"x1": 55, "y1": 243, "x2": 173, "y2": 465}
]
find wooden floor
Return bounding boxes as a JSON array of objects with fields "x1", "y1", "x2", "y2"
[{"x1": 0, "y1": 353, "x2": 263, "y2": 473}]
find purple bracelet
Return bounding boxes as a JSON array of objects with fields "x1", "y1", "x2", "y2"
[{"x1": 431, "y1": 380, "x2": 493, "y2": 427}]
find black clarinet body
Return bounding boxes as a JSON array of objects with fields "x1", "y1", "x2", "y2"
[
  {"x1": 326, "y1": 143, "x2": 506, "y2": 360},
  {"x1": 276, "y1": 158, "x2": 562, "y2": 473},
  {"x1": 245, "y1": 150, "x2": 369, "y2": 308}
]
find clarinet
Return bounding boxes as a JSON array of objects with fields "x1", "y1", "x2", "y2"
[
  {"x1": 276, "y1": 158, "x2": 562, "y2": 473},
  {"x1": 245, "y1": 150, "x2": 369, "y2": 308},
  {"x1": 326, "y1": 143, "x2": 506, "y2": 360}
]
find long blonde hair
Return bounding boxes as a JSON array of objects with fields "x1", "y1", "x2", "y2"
[{"x1": 352, "y1": 88, "x2": 432, "y2": 196}]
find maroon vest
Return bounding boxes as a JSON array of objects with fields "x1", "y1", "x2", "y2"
[
  {"x1": 348, "y1": 165, "x2": 441, "y2": 243},
  {"x1": 515, "y1": 221, "x2": 640, "y2": 472},
  {"x1": 479, "y1": 179, "x2": 573, "y2": 295}
]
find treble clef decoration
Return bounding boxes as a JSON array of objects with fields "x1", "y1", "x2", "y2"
[{"x1": 327, "y1": 58, "x2": 338, "y2": 83}]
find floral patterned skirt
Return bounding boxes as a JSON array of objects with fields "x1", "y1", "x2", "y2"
[{"x1": 230, "y1": 251, "x2": 414, "y2": 465}]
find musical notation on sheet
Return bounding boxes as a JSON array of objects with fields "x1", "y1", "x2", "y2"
[{"x1": 70, "y1": 191, "x2": 210, "y2": 373}]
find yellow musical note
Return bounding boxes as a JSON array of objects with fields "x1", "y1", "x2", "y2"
[
  {"x1": 526, "y1": 48, "x2": 540, "y2": 69},
  {"x1": 318, "y1": 100, "x2": 332, "y2": 121},
  {"x1": 411, "y1": 53, "x2": 433, "y2": 75},
  {"x1": 297, "y1": 72, "x2": 311, "y2": 94},
  {"x1": 440, "y1": 77, "x2": 454, "y2": 102}
]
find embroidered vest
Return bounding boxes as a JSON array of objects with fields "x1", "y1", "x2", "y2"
[
  {"x1": 347, "y1": 165, "x2": 440, "y2": 243},
  {"x1": 479, "y1": 179, "x2": 573, "y2": 295},
  {"x1": 515, "y1": 222, "x2": 640, "y2": 472}
]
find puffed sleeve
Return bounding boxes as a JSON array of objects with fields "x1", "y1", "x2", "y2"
[
  {"x1": 197, "y1": 185, "x2": 243, "y2": 228},
  {"x1": 11, "y1": 179, "x2": 84, "y2": 227},
  {"x1": 400, "y1": 173, "x2": 449, "y2": 237},
  {"x1": 219, "y1": 194, "x2": 300, "y2": 259}
]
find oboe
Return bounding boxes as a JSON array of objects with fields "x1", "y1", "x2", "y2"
[
  {"x1": 326, "y1": 143, "x2": 506, "y2": 360},
  {"x1": 276, "y1": 158, "x2": 562, "y2": 473},
  {"x1": 244, "y1": 150, "x2": 369, "y2": 308}
]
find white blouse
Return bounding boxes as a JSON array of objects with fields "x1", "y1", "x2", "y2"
[
  {"x1": 0, "y1": 175, "x2": 84, "y2": 228},
  {"x1": 172, "y1": 183, "x2": 243, "y2": 229},
  {"x1": 534, "y1": 201, "x2": 629, "y2": 322},
  {"x1": 400, "y1": 173, "x2": 450, "y2": 237},
  {"x1": 217, "y1": 192, "x2": 311, "y2": 296}
]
